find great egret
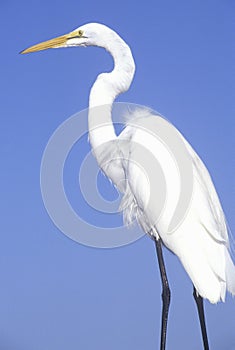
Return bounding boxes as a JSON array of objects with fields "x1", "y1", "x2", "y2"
[{"x1": 21, "y1": 23, "x2": 235, "y2": 350}]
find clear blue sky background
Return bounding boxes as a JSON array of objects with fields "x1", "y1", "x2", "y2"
[{"x1": 1, "y1": 0, "x2": 235, "y2": 349}]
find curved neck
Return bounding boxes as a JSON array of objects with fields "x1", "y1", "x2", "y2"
[{"x1": 88, "y1": 34, "x2": 135, "y2": 150}]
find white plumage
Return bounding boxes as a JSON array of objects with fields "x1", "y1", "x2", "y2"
[
  {"x1": 101, "y1": 106, "x2": 235, "y2": 303},
  {"x1": 84, "y1": 23, "x2": 235, "y2": 304},
  {"x1": 21, "y1": 22, "x2": 235, "y2": 305}
]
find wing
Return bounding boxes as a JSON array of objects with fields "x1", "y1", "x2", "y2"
[
  {"x1": 115, "y1": 107, "x2": 235, "y2": 302},
  {"x1": 121, "y1": 107, "x2": 229, "y2": 244}
]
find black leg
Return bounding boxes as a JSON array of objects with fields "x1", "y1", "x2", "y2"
[
  {"x1": 154, "y1": 237, "x2": 171, "y2": 350},
  {"x1": 193, "y1": 286, "x2": 210, "y2": 350}
]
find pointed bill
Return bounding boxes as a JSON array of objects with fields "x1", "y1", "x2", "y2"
[{"x1": 20, "y1": 30, "x2": 80, "y2": 54}]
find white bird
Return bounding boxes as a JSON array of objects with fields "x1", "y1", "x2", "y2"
[{"x1": 21, "y1": 23, "x2": 235, "y2": 350}]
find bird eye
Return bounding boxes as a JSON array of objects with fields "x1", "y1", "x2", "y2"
[{"x1": 78, "y1": 30, "x2": 84, "y2": 37}]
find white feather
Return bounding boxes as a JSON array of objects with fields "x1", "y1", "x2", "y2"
[{"x1": 77, "y1": 23, "x2": 235, "y2": 303}]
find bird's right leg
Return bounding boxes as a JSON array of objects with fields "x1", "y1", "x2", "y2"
[
  {"x1": 154, "y1": 236, "x2": 171, "y2": 350},
  {"x1": 193, "y1": 287, "x2": 210, "y2": 350}
]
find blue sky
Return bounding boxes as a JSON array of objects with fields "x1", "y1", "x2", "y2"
[{"x1": 1, "y1": 0, "x2": 235, "y2": 349}]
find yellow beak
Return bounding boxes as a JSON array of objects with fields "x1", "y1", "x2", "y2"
[{"x1": 20, "y1": 30, "x2": 79, "y2": 54}]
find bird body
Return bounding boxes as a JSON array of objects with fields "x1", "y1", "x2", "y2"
[{"x1": 98, "y1": 107, "x2": 235, "y2": 303}]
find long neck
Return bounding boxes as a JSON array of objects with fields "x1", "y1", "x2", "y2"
[{"x1": 88, "y1": 35, "x2": 135, "y2": 151}]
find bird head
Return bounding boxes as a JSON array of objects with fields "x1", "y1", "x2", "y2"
[{"x1": 20, "y1": 23, "x2": 117, "y2": 54}]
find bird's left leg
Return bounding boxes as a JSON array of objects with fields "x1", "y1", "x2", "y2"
[
  {"x1": 193, "y1": 286, "x2": 210, "y2": 350},
  {"x1": 154, "y1": 236, "x2": 171, "y2": 350}
]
